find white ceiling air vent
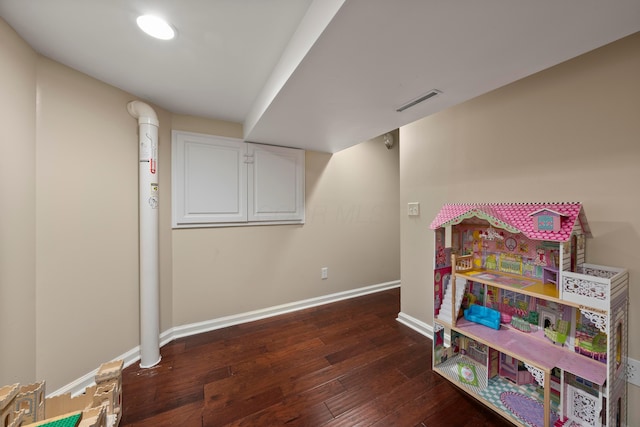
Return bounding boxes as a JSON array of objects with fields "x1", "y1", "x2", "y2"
[{"x1": 396, "y1": 89, "x2": 442, "y2": 112}]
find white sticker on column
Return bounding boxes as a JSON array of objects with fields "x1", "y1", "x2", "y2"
[
  {"x1": 149, "y1": 183, "x2": 159, "y2": 209},
  {"x1": 140, "y1": 132, "x2": 151, "y2": 160}
]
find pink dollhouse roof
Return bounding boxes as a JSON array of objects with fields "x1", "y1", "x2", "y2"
[{"x1": 429, "y1": 202, "x2": 592, "y2": 242}]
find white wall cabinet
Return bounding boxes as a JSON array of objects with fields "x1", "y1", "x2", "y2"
[{"x1": 172, "y1": 131, "x2": 304, "y2": 227}]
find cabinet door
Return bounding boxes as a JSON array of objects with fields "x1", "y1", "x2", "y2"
[
  {"x1": 248, "y1": 143, "x2": 304, "y2": 222},
  {"x1": 173, "y1": 132, "x2": 247, "y2": 226}
]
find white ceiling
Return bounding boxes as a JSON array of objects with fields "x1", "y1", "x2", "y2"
[{"x1": 1, "y1": 0, "x2": 639, "y2": 153}]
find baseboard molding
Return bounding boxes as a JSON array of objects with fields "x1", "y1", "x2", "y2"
[
  {"x1": 171, "y1": 280, "x2": 400, "y2": 339},
  {"x1": 396, "y1": 313, "x2": 457, "y2": 350},
  {"x1": 49, "y1": 344, "x2": 143, "y2": 398},
  {"x1": 51, "y1": 280, "x2": 400, "y2": 397},
  {"x1": 396, "y1": 311, "x2": 433, "y2": 338}
]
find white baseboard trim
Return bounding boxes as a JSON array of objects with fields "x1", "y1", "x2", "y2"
[
  {"x1": 396, "y1": 311, "x2": 433, "y2": 338},
  {"x1": 171, "y1": 280, "x2": 400, "y2": 340},
  {"x1": 51, "y1": 280, "x2": 400, "y2": 397},
  {"x1": 49, "y1": 344, "x2": 143, "y2": 398}
]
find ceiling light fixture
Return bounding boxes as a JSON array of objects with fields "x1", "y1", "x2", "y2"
[
  {"x1": 396, "y1": 89, "x2": 442, "y2": 112},
  {"x1": 136, "y1": 15, "x2": 175, "y2": 40}
]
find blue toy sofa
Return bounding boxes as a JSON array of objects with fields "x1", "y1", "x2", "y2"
[{"x1": 464, "y1": 304, "x2": 500, "y2": 330}]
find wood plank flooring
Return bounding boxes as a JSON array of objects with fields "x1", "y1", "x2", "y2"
[{"x1": 120, "y1": 288, "x2": 512, "y2": 426}]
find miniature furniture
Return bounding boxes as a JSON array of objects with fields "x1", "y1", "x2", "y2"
[
  {"x1": 500, "y1": 354, "x2": 535, "y2": 386},
  {"x1": 464, "y1": 304, "x2": 500, "y2": 330},
  {"x1": 544, "y1": 319, "x2": 569, "y2": 345},
  {"x1": 430, "y1": 202, "x2": 628, "y2": 427},
  {"x1": 543, "y1": 266, "x2": 559, "y2": 292}
]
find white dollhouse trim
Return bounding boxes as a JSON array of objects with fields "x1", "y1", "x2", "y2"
[
  {"x1": 567, "y1": 385, "x2": 601, "y2": 427},
  {"x1": 524, "y1": 364, "x2": 545, "y2": 387},
  {"x1": 581, "y1": 308, "x2": 608, "y2": 333}
]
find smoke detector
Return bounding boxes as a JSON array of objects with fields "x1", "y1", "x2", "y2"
[{"x1": 383, "y1": 133, "x2": 394, "y2": 149}]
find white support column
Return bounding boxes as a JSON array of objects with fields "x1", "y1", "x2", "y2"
[{"x1": 127, "y1": 101, "x2": 161, "y2": 368}]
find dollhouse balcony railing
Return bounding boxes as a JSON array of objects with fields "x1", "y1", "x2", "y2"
[
  {"x1": 455, "y1": 254, "x2": 473, "y2": 272},
  {"x1": 560, "y1": 263, "x2": 628, "y2": 311}
]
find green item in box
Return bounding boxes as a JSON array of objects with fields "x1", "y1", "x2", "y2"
[
  {"x1": 457, "y1": 361, "x2": 479, "y2": 386},
  {"x1": 37, "y1": 413, "x2": 81, "y2": 427}
]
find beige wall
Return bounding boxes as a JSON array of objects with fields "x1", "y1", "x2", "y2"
[
  {"x1": 171, "y1": 130, "x2": 400, "y2": 326},
  {"x1": 400, "y1": 32, "x2": 640, "y2": 424},
  {"x1": 0, "y1": 18, "x2": 37, "y2": 384},
  {"x1": 168, "y1": 118, "x2": 400, "y2": 327},
  {"x1": 34, "y1": 57, "x2": 146, "y2": 388},
  {"x1": 0, "y1": 18, "x2": 176, "y2": 389},
  {"x1": 0, "y1": 17, "x2": 400, "y2": 392}
]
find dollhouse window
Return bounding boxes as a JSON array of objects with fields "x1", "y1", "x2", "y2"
[
  {"x1": 616, "y1": 397, "x2": 622, "y2": 427},
  {"x1": 537, "y1": 215, "x2": 554, "y2": 231},
  {"x1": 530, "y1": 209, "x2": 562, "y2": 232},
  {"x1": 502, "y1": 290, "x2": 528, "y2": 311},
  {"x1": 616, "y1": 322, "x2": 622, "y2": 370}
]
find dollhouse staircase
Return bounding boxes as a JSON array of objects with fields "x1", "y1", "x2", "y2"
[{"x1": 436, "y1": 278, "x2": 467, "y2": 325}]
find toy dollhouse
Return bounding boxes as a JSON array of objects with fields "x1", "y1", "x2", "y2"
[{"x1": 430, "y1": 202, "x2": 628, "y2": 427}]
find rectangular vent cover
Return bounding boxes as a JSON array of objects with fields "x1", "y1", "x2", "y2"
[{"x1": 396, "y1": 90, "x2": 441, "y2": 112}]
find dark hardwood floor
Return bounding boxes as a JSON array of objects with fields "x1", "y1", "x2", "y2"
[{"x1": 120, "y1": 288, "x2": 512, "y2": 426}]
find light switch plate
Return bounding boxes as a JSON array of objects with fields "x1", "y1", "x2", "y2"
[{"x1": 408, "y1": 202, "x2": 420, "y2": 216}]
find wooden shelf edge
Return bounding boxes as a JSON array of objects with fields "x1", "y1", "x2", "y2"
[{"x1": 455, "y1": 270, "x2": 572, "y2": 307}]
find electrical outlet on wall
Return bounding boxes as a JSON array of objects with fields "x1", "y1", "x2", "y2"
[
  {"x1": 627, "y1": 357, "x2": 640, "y2": 387},
  {"x1": 321, "y1": 267, "x2": 328, "y2": 280},
  {"x1": 408, "y1": 202, "x2": 420, "y2": 216}
]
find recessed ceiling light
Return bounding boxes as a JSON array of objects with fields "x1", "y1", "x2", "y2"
[{"x1": 136, "y1": 15, "x2": 175, "y2": 40}]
